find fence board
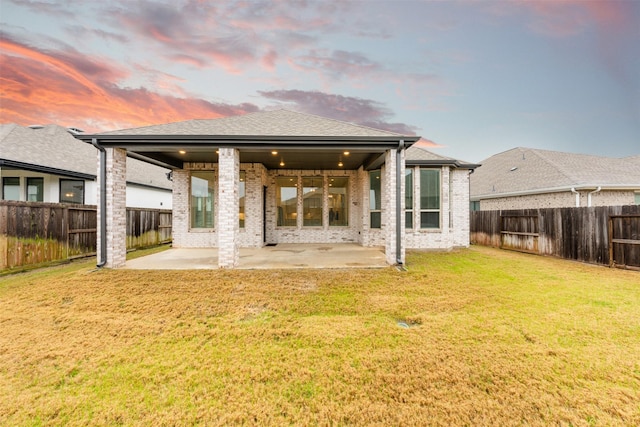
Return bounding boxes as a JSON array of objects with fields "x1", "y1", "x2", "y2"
[
  {"x1": 0, "y1": 201, "x2": 172, "y2": 269},
  {"x1": 471, "y1": 205, "x2": 640, "y2": 269}
]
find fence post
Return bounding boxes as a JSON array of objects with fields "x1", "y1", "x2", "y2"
[{"x1": 608, "y1": 215, "x2": 613, "y2": 267}]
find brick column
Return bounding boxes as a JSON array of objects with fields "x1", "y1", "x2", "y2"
[
  {"x1": 170, "y1": 170, "x2": 189, "y2": 247},
  {"x1": 217, "y1": 148, "x2": 239, "y2": 268},
  {"x1": 102, "y1": 147, "x2": 127, "y2": 268},
  {"x1": 383, "y1": 147, "x2": 405, "y2": 265}
]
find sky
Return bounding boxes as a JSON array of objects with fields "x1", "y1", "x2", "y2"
[{"x1": 1, "y1": 0, "x2": 638, "y2": 163}]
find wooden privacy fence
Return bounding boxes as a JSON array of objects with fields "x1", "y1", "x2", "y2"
[
  {"x1": 0, "y1": 201, "x2": 172, "y2": 269},
  {"x1": 471, "y1": 205, "x2": 640, "y2": 270}
]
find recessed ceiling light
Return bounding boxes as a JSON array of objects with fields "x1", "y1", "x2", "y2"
[
  {"x1": 343, "y1": 151, "x2": 350, "y2": 156},
  {"x1": 179, "y1": 150, "x2": 186, "y2": 154},
  {"x1": 216, "y1": 150, "x2": 219, "y2": 154},
  {"x1": 272, "y1": 151, "x2": 278, "y2": 155}
]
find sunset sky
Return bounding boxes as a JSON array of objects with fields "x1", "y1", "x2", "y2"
[{"x1": 1, "y1": 0, "x2": 638, "y2": 162}]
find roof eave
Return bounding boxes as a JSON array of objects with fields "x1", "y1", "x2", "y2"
[
  {"x1": 406, "y1": 159, "x2": 480, "y2": 169},
  {"x1": 471, "y1": 184, "x2": 640, "y2": 201},
  {"x1": 76, "y1": 134, "x2": 420, "y2": 142},
  {"x1": 0, "y1": 158, "x2": 95, "y2": 180}
]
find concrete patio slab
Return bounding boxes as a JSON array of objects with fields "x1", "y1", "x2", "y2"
[{"x1": 122, "y1": 243, "x2": 388, "y2": 270}]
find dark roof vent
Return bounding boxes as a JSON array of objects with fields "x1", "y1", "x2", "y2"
[
  {"x1": 67, "y1": 127, "x2": 85, "y2": 134},
  {"x1": 28, "y1": 125, "x2": 44, "y2": 129}
]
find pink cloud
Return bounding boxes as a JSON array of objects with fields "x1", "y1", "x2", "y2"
[
  {"x1": 415, "y1": 138, "x2": 443, "y2": 149},
  {"x1": 261, "y1": 50, "x2": 278, "y2": 72},
  {"x1": 0, "y1": 34, "x2": 258, "y2": 131},
  {"x1": 503, "y1": 0, "x2": 637, "y2": 38}
]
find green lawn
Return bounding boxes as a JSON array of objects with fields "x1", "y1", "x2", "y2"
[{"x1": 1, "y1": 246, "x2": 638, "y2": 426}]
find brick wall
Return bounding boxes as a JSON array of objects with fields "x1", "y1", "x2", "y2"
[
  {"x1": 450, "y1": 168, "x2": 471, "y2": 247},
  {"x1": 359, "y1": 166, "x2": 385, "y2": 248},
  {"x1": 170, "y1": 157, "x2": 472, "y2": 259},
  {"x1": 238, "y1": 163, "x2": 268, "y2": 248},
  {"x1": 479, "y1": 190, "x2": 636, "y2": 210},
  {"x1": 104, "y1": 147, "x2": 127, "y2": 267},
  {"x1": 172, "y1": 164, "x2": 218, "y2": 248},
  {"x1": 217, "y1": 148, "x2": 239, "y2": 268},
  {"x1": 404, "y1": 166, "x2": 472, "y2": 250}
]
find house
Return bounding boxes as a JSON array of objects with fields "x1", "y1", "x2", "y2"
[
  {"x1": 73, "y1": 109, "x2": 478, "y2": 268},
  {"x1": 470, "y1": 147, "x2": 640, "y2": 210},
  {"x1": 0, "y1": 123, "x2": 172, "y2": 208}
]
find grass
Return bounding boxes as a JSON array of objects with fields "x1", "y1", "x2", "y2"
[{"x1": 0, "y1": 246, "x2": 638, "y2": 426}]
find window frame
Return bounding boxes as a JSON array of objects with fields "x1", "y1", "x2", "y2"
[
  {"x1": 276, "y1": 176, "x2": 299, "y2": 227},
  {"x1": 419, "y1": 168, "x2": 441, "y2": 229},
  {"x1": 302, "y1": 176, "x2": 324, "y2": 227},
  {"x1": 239, "y1": 171, "x2": 246, "y2": 228},
  {"x1": 59, "y1": 179, "x2": 85, "y2": 204},
  {"x1": 190, "y1": 171, "x2": 215, "y2": 229},
  {"x1": 26, "y1": 177, "x2": 44, "y2": 202},
  {"x1": 328, "y1": 176, "x2": 349, "y2": 227},
  {"x1": 405, "y1": 168, "x2": 414, "y2": 229},
  {"x1": 2, "y1": 177, "x2": 20, "y2": 201},
  {"x1": 369, "y1": 170, "x2": 382, "y2": 229}
]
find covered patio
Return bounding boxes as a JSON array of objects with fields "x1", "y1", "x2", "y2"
[
  {"x1": 76, "y1": 110, "x2": 419, "y2": 269},
  {"x1": 123, "y1": 243, "x2": 388, "y2": 270}
]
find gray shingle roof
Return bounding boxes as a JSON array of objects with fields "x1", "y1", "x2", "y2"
[
  {"x1": 0, "y1": 123, "x2": 172, "y2": 190},
  {"x1": 98, "y1": 109, "x2": 407, "y2": 137},
  {"x1": 470, "y1": 147, "x2": 640, "y2": 198},
  {"x1": 405, "y1": 145, "x2": 478, "y2": 169}
]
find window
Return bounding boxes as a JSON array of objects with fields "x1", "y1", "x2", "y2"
[
  {"x1": 2, "y1": 177, "x2": 19, "y2": 200},
  {"x1": 303, "y1": 176, "x2": 323, "y2": 227},
  {"x1": 635, "y1": 192, "x2": 640, "y2": 205},
  {"x1": 26, "y1": 177, "x2": 43, "y2": 202},
  {"x1": 60, "y1": 179, "x2": 84, "y2": 204},
  {"x1": 239, "y1": 171, "x2": 245, "y2": 228},
  {"x1": 191, "y1": 171, "x2": 214, "y2": 228},
  {"x1": 420, "y1": 169, "x2": 440, "y2": 228},
  {"x1": 405, "y1": 169, "x2": 413, "y2": 229},
  {"x1": 329, "y1": 177, "x2": 348, "y2": 226},
  {"x1": 277, "y1": 176, "x2": 298, "y2": 226},
  {"x1": 369, "y1": 170, "x2": 381, "y2": 228},
  {"x1": 470, "y1": 201, "x2": 480, "y2": 211}
]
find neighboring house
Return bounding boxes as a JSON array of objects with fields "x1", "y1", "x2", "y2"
[
  {"x1": 74, "y1": 109, "x2": 477, "y2": 268},
  {"x1": 470, "y1": 147, "x2": 640, "y2": 210},
  {"x1": 0, "y1": 123, "x2": 172, "y2": 208}
]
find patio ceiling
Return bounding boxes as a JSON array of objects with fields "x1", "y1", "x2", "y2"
[{"x1": 77, "y1": 135, "x2": 420, "y2": 171}]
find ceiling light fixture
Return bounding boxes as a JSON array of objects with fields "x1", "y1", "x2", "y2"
[
  {"x1": 179, "y1": 150, "x2": 186, "y2": 154},
  {"x1": 343, "y1": 151, "x2": 350, "y2": 156},
  {"x1": 272, "y1": 151, "x2": 278, "y2": 155},
  {"x1": 280, "y1": 160, "x2": 285, "y2": 167},
  {"x1": 338, "y1": 161, "x2": 344, "y2": 167}
]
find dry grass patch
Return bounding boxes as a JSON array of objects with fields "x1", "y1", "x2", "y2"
[{"x1": 1, "y1": 246, "x2": 639, "y2": 426}]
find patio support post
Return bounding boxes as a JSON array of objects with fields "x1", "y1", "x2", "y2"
[
  {"x1": 217, "y1": 148, "x2": 240, "y2": 268},
  {"x1": 383, "y1": 145, "x2": 405, "y2": 265},
  {"x1": 103, "y1": 147, "x2": 127, "y2": 268}
]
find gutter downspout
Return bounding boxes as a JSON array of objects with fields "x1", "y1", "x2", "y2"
[
  {"x1": 91, "y1": 138, "x2": 107, "y2": 268},
  {"x1": 396, "y1": 139, "x2": 404, "y2": 266},
  {"x1": 571, "y1": 187, "x2": 580, "y2": 207},
  {"x1": 588, "y1": 186, "x2": 601, "y2": 207}
]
